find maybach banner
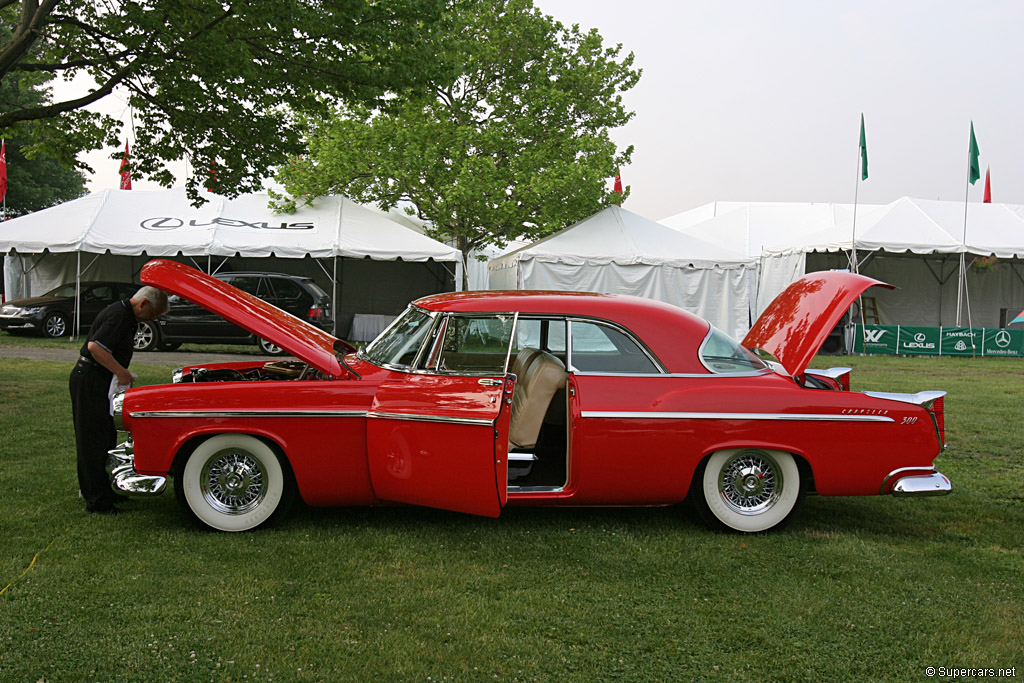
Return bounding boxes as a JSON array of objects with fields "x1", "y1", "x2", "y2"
[{"x1": 854, "y1": 325, "x2": 1023, "y2": 357}]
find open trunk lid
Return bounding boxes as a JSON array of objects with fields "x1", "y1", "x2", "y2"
[{"x1": 743, "y1": 271, "x2": 894, "y2": 377}]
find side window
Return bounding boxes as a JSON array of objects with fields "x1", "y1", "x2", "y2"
[
  {"x1": 227, "y1": 276, "x2": 261, "y2": 297},
  {"x1": 513, "y1": 318, "x2": 567, "y2": 358},
  {"x1": 569, "y1": 320, "x2": 659, "y2": 374},
  {"x1": 85, "y1": 285, "x2": 111, "y2": 301},
  {"x1": 272, "y1": 278, "x2": 303, "y2": 300},
  {"x1": 430, "y1": 314, "x2": 515, "y2": 374}
]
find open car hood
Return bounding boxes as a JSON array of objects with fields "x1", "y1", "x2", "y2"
[
  {"x1": 141, "y1": 259, "x2": 353, "y2": 378},
  {"x1": 743, "y1": 271, "x2": 895, "y2": 377}
]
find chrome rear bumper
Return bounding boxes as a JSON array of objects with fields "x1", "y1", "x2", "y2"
[
  {"x1": 883, "y1": 469, "x2": 952, "y2": 497},
  {"x1": 106, "y1": 440, "x2": 166, "y2": 497}
]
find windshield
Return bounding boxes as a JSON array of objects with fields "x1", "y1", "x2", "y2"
[
  {"x1": 46, "y1": 284, "x2": 78, "y2": 298},
  {"x1": 360, "y1": 306, "x2": 434, "y2": 369},
  {"x1": 699, "y1": 327, "x2": 768, "y2": 374}
]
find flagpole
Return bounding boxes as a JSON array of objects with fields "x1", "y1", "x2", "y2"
[
  {"x1": 957, "y1": 122, "x2": 978, "y2": 335},
  {"x1": 851, "y1": 114, "x2": 867, "y2": 354}
]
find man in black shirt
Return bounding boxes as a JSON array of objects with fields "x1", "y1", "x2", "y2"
[{"x1": 69, "y1": 285, "x2": 169, "y2": 514}]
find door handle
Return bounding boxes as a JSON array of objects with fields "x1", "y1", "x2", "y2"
[{"x1": 478, "y1": 378, "x2": 502, "y2": 386}]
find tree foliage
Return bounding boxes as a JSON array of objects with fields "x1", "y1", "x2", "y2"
[
  {"x1": 0, "y1": 0, "x2": 446, "y2": 202},
  {"x1": 275, "y1": 0, "x2": 639, "y2": 269},
  {"x1": 0, "y1": 13, "x2": 86, "y2": 216}
]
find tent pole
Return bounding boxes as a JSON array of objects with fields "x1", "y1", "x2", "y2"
[
  {"x1": 332, "y1": 255, "x2": 338, "y2": 337},
  {"x1": 74, "y1": 251, "x2": 81, "y2": 340}
]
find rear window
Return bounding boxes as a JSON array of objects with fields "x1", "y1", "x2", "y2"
[{"x1": 699, "y1": 327, "x2": 767, "y2": 374}]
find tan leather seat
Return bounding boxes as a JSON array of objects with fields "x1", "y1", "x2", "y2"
[
  {"x1": 510, "y1": 347, "x2": 541, "y2": 381},
  {"x1": 509, "y1": 350, "x2": 567, "y2": 449}
]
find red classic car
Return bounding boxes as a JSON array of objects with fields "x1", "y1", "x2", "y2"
[{"x1": 108, "y1": 259, "x2": 950, "y2": 533}]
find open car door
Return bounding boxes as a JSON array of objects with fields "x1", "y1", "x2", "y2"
[{"x1": 366, "y1": 313, "x2": 517, "y2": 517}]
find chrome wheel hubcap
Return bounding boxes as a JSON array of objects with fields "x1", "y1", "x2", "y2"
[
  {"x1": 201, "y1": 449, "x2": 267, "y2": 515},
  {"x1": 47, "y1": 317, "x2": 65, "y2": 336},
  {"x1": 719, "y1": 450, "x2": 782, "y2": 515}
]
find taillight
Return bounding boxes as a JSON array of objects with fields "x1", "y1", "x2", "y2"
[
  {"x1": 307, "y1": 306, "x2": 324, "y2": 319},
  {"x1": 928, "y1": 396, "x2": 946, "y2": 447}
]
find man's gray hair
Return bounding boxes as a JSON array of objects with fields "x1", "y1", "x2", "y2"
[{"x1": 134, "y1": 286, "x2": 171, "y2": 316}]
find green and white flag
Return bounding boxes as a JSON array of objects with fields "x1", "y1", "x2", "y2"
[{"x1": 969, "y1": 121, "x2": 981, "y2": 185}]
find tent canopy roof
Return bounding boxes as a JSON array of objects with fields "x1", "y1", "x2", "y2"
[
  {"x1": 495, "y1": 206, "x2": 754, "y2": 269},
  {"x1": 664, "y1": 198, "x2": 1024, "y2": 259},
  {"x1": 0, "y1": 188, "x2": 461, "y2": 262}
]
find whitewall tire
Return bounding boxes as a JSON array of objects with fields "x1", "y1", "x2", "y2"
[
  {"x1": 694, "y1": 448, "x2": 803, "y2": 533},
  {"x1": 177, "y1": 434, "x2": 295, "y2": 532}
]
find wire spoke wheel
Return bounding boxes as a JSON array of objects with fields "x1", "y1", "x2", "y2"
[
  {"x1": 177, "y1": 434, "x2": 295, "y2": 532},
  {"x1": 201, "y1": 449, "x2": 268, "y2": 515},
  {"x1": 694, "y1": 448, "x2": 803, "y2": 533},
  {"x1": 719, "y1": 450, "x2": 783, "y2": 515}
]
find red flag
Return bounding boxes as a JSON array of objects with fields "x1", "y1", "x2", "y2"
[
  {"x1": 613, "y1": 166, "x2": 622, "y2": 206},
  {"x1": 207, "y1": 158, "x2": 217, "y2": 192},
  {"x1": 983, "y1": 166, "x2": 991, "y2": 203},
  {"x1": 119, "y1": 140, "x2": 132, "y2": 190},
  {"x1": 0, "y1": 139, "x2": 8, "y2": 201}
]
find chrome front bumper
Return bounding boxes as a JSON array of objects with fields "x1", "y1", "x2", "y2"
[
  {"x1": 882, "y1": 469, "x2": 952, "y2": 497},
  {"x1": 106, "y1": 440, "x2": 167, "y2": 497}
]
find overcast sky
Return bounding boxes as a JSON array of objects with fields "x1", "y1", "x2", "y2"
[{"x1": 85, "y1": 0, "x2": 1024, "y2": 222}]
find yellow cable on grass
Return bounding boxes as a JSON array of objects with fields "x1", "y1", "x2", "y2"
[{"x1": 0, "y1": 530, "x2": 64, "y2": 596}]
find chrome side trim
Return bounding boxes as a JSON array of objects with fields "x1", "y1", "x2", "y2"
[
  {"x1": 508, "y1": 453, "x2": 537, "y2": 462},
  {"x1": 508, "y1": 485, "x2": 565, "y2": 494},
  {"x1": 573, "y1": 368, "x2": 774, "y2": 379},
  {"x1": 130, "y1": 410, "x2": 368, "y2": 419},
  {"x1": 581, "y1": 410, "x2": 895, "y2": 423},
  {"x1": 863, "y1": 390, "x2": 946, "y2": 408},
  {"x1": 366, "y1": 411, "x2": 494, "y2": 427}
]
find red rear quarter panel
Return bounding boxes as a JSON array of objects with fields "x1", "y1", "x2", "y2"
[{"x1": 566, "y1": 372, "x2": 942, "y2": 501}]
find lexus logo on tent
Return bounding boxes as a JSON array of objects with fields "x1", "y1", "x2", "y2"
[{"x1": 140, "y1": 217, "x2": 315, "y2": 231}]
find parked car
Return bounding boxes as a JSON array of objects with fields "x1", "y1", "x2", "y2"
[
  {"x1": 109, "y1": 259, "x2": 950, "y2": 533},
  {"x1": 0, "y1": 281, "x2": 140, "y2": 338},
  {"x1": 135, "y1": 271, "x2": 333, "y2": 355}
]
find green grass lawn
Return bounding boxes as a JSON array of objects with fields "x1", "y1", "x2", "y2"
[{"x1": 1, "y1": 350, "x2": 1022, "y2": 681}]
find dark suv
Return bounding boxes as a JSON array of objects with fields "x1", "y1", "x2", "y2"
[
  {"x1": 1, "y1": 281, "x2": 140, "y2": 338},
  {"x1": 136, "y1": 272, "x2": 333, "y2": 355}
]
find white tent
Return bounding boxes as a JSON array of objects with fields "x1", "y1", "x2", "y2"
[
  {"x1": 489, "y1": 206, "x2": 757, "y2": 338},
  {"x1": 1, "y1": 188, "x2": 463, "y2": 337},
  {"x1": 661, "y1": 202, "x2": 879, "y2": 316},
  {"x1": 762, "y1": 197, "x2": 1024, "y2": 328},
  {"x1": 663, "y1": 198, "x2": 1024, "y2": 329}
]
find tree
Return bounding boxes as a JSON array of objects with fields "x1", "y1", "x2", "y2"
[
  {"x1": 275, "y1": 0, "x2": 639, "y2": 284},
  {"x1": 0, "y1": 19, "x2": 86, "y2": 217},
  {"x1": 0, "y1": 0, "x2": 446, "y2": 202}
]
